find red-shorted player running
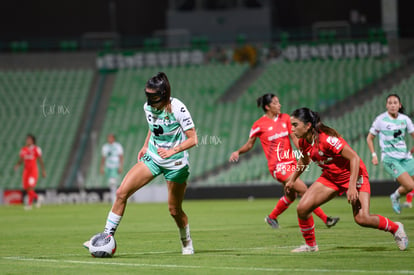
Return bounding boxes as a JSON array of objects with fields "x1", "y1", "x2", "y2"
[
  {"x1": 14, "y1": 134, "x2": 46, "y2": 210},
  {"x1": 229, "y1": 93, "x2": 339, "y2": 229},
  {"x1": 286, "y1": 107, "x2": 408, "y2": 252}
]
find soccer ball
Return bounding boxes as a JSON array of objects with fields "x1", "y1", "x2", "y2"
[{"x1": 88, "y1": 232, "x2": 117, "y2": 258}]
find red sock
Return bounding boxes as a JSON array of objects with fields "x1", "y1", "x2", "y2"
[
  {"x1": 312, "y1": 207, "x2": 328, "y2": 223},
  {"x1": 376, "y1": 215, "x2": 399, "y2": 234},
  {"x1": 298, "y1": 216, "x2": 317, "y2": 247},
  {"x1": 269, "y1": 196, "x2": 293, "y2": 219},
  {"x1": 406, "y1": 191, "x2": 414, "y2": 203},
  {"x1": 28, "y1": 190, "x2": 38, "y2": 206}
]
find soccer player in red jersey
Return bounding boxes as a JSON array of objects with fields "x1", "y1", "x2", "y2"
[
  {"x1": 230, "y1": 94, "x2": 339, "y2": 229},
  {"x1": 14, "y1": 134, "x2": 46, "y2": 210},
  {"x1": 286, "y1": 107, "x2": 408, "y2": 252}
]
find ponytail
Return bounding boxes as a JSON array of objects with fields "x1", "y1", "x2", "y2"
[
  {"x1": 291, "y1": 108, "x2": 340, "y2": 144},
  {"x1": 256, "y1": 93, "x2": 275, "y2": 112}
]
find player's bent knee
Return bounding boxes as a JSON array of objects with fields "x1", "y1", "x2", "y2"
[
  {"x1": 169, "y1": 206, "x2": 183, "y2": 217},
  {"x1": 296, "y1": 203, "x2": 312, "y2": 219},
  {"x1": 353, "y1": 214, "x2": 370, "y2": 227},
  {"x1": 115, "y1": 188, "x2": 128, "y2": 202}
]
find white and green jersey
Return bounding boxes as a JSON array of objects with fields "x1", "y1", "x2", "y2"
[
  {"x1": 369, "y1": 111, "x2": 414, "y2": 160},
  {"x1": 144, "y1": 97, "x2": 195, "y2": 169},
  {"x1": 102, "y1": 142, "x2": 124, "y2": 169}
]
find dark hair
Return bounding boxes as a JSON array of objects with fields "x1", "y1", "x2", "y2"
[
  {"x1": 256, "y1": 93, "x2": 275, "y2": 112},
  {"x1": 27, "y1": 134, "x2": 36, "y2": 144},
  {"x1": 291, "y1": 108, "x2": 340, "y2": 144},
  {"x1": 145, "y1": 72, "x2": 171, "y2": 108},
  {"x1": 386, "y1": 93, "x2": 405, "y2": 114}
]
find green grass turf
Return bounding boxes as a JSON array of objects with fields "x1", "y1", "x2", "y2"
[{"x1": 0, "y1": 197, "x2": 413, "y2": 274}]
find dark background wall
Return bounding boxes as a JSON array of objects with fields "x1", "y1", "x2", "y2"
[
  {"x1": 398, "y1": 0, "x2": 414, "y2": 38},
  {"x1": 0, "y1": 0, "x2": 168, "y2": 39},
  {"x1": 0, "y1": 0, "x2": 412, "y2": 40},
  {"x1": 272, "y1": 0, "x2": 381, "y2": 28}
]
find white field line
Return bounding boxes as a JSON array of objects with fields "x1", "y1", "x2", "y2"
[{"x1": 2, "y1": 256, "x2": 414, "y2": 274}]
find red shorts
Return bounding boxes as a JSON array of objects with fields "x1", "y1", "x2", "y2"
[
  {"x1": 23, "y1": 170, "x2": 38, "y2": 190},
  {"x1": 271, "y1": 161, "x2": 296, "y2": 183},
  {"x1": 317, "y1": 173, "x2": 371, "y2": 195}
]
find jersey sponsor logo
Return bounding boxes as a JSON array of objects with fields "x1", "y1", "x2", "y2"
[
  {"x1": 393, "y1": 129, "x2": 402, "y2": 138},
  {"x1": 153, "y1": 125, "x2": 164, "y2": 136},
  {"x1": 268, "y1": 126, "x2": 273, "y2": 131},
  {"x1": 180, "y1": 107, "x2": 186, "y2": 112},
  {"x1": 163, "y1": 116, "x2": 173, "y2": 126},
  {"x1": 282, "y1": 123, "x2": 287, "y2": 128},
  {"x1": 183, "y1": 117, "x2": 193, "y2": 126},
  {"x1": 326, "y1": 136, "x2": 342, "y2": 150},
  {"x1": 317, "y1": 157, "x2": 333, "y2": 165},
  {"x1": 23, "y1": 154, "x2": 36, "y2": 160},
  {"x1": 268, "y1": 131, "x2": 289, "y2": 141}
]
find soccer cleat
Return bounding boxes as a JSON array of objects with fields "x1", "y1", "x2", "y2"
[
  {"x1": 35, "y1": 197, "x2": 42, "y2": 209},
  {"x1": 291, "y1": 244, "x2": 319, "y2": 253},
  {"x1": 325, "y1": 216, "x2": 340, "y2": 228},
  {"x1": 393, "y1": 222, "x2": 408, "y2": 251},
  {"x1": 83, "y1": 240, "x2": 90, "y2": 250},
  {"x1": 402, "y1": 202, "x2": 412, "y2": 208},
  {"x1": 390, "y1": 194, "x2": 401, "y2": 214},
  {"x1": 181, "y1": 238, "x2": 194, "y2": 255},
  {"x1": 265, "y1": 216, "x2": 280, "y2": 229}
]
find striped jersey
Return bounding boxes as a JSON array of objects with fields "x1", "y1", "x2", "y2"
[
  {"x1": 102, "y1": 142, "x2": 123, "y2": 169},
  {"x1": 144, "y1": 97, "x2": 195, "y2": 169},
  {"x1": 369, "y1": 111, "x2": 414, "y2": 160}
]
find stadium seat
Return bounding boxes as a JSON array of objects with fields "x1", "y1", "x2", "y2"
[{"x1": 0, "y1": 69, "x2": 93, "y2": 189}]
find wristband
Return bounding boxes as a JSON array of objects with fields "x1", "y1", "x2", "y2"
[{"x1": 371, "y1": 152, "x2": 377, "y2": 157}]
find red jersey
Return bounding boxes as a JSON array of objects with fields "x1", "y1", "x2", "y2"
[
  {"x1": 299, "y1": 132, "x2": 368, "y2": 183},
  {"x1": 19, "y1": 145, "x2": 42, "y2": 172},
  {"x1": 249, "y1": 114, "x2": 296, "y2": 173}
]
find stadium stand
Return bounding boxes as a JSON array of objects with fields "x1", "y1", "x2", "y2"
[
  {"x1": 0, "y1": 52, "x2": 407, "y2": 191},
  {"x1": 0, "y1": 69, "x2": 94, "y2": 189}
]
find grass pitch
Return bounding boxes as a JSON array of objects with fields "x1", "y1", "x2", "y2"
[{"x1": 1, "y1": 197, "x2": 413, "y2": 274}]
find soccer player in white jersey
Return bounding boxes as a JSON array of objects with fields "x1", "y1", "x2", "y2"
[
  {"x1": 84, "y1": 72, "x2": 198, "y2": 255},
  {"x1": 367, "y1": 94, "x2": 414, "y2": 214},
  {"x1": 101, "y1": 134, "x2": 124, "y2": 204}
]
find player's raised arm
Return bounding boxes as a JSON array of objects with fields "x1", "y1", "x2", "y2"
[{"x1": 229, "y1": 136, "x2": 256, "y2": 162}]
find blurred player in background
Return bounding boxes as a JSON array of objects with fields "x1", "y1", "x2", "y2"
[
  {"x1": 84, "y1": 72, "x2": 197, "y2": 255},
  {"x1": 229, "y1": 93, "x2": 339, "y2": 229},
  {"x1": 286, "y1": 107, "x2": 408, "y2": 252},
  {"x1": 367, "y1": 94, "x2": 414, "y2": 214},
  {"x1": 14, "y1": 134, "x2": 46, "y2": 210},
  {"x1": 100, "y1": 133, "x2": 124, "y2": 204}
]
